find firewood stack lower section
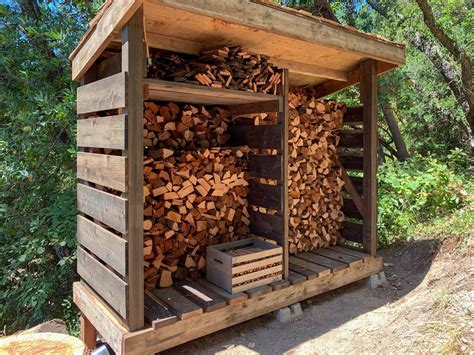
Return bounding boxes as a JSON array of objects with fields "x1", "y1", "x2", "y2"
[{"x1": 287, "y1": 91, "x2": 345, "y2": 254}]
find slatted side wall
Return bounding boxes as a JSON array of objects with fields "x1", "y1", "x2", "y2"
[
  {"x1": 338, "y1": 60, "x2": 377, "y2": 254},
  {"x1": 75, "y1": 8, "x2": 144, "y2": 330},
  {"x1": 227, "y1": 69, "x2": 289, "y2": 278}
]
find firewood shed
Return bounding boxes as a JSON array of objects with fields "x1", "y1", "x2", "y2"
[{"x1": 70, "y1": 1, "x2": 405, "y2": 353}]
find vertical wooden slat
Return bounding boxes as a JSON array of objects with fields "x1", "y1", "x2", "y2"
[
  {"x1": 279, "y1": 68, "x2": 289, "y2": 279},
  {"x1": 122, "y1": 6, "x2": 144, "y2": 331},
  {"x1": 360, "y1": 59, "x2": 377, "y2": 256},
  {"x1": 80, "y1": 314, "x2": 97, "y2": 351}
]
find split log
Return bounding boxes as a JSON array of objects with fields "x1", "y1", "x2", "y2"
[
  {"x1": 287, "y1": 90, "x2": 345, "y2": 253},
  {"x1": 148, "y1": 46, "x2": 283, "y2": 94}
]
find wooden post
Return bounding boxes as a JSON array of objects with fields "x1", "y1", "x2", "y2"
[
  {"x1": 80, "y1": 314, "x2": 97, "y2": 350},
  {"x1": 360, "y1": 59, "x2": 377, "y2": 256},
  {"x1": 279, "y1": 68, "x2": 289, "y2": 278},
  {"x1": 122, "y1": 6, "x2": 144, "y2": 331}
]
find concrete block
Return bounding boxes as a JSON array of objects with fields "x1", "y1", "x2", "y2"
[
  {"x1": 290, "y1": 303, "x2": 303, "y2": 317},
  {"x1": 365, "y1": 271, "x2": 387, "y2": 289},
  {"x1": 274, "y1": 307, "x2": 291, "y2": 323}
]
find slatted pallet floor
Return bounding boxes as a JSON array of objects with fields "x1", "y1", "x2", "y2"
[{"x1": 125, "y1": 246, "x2": 382, "y2": 354}]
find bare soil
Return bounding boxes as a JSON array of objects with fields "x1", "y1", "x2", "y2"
[{"x1": 163, "y1": 236, "x2": 473, "y2": 354}]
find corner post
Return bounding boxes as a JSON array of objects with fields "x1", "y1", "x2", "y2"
[
  {"x1": 80, "y1": 313, "x2": 97, "y2": 350},
  {"x1": 360, "y1": 60, "x2": 377, "y2": 255},
  {"x1": 279, "y1": 68, "x2": 289, "y2": 278},
  {"x1": 122, "y1": 6, "x2": 144, "y2": 331}
]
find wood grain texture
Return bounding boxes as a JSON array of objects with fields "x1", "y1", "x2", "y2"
[
  {"x1": 174, "y1": 281, "x2": 226, "y2": 312},
  {"x1": 77, "y1": 72, "x2": 127, "y2": 114},
  {"x1": 245, "y1": 284, "x2": 272, "y2": 298},
  {"x1": 248, "y1": 154, "x2": 283, "y2": 180},
  {"x1": 361, "y1": 59, "x2": 378, "y2": 256},
  {"x1": 289, "y1": 256, "x2": 331, "y2": 278},
  {"x1": 77, "y1": 115, "x2": 126, "y2": 150},
  {"x1": 296, "y1": 252, "x2": 348, "y2": 272},
  {"x1": 122, "y1": 256, "x2": 384, "y2": 354},
  {"x1": 340, "y1": 167, "x2": 364, "y2": 217},
  {"x1": 77, "y1": 152, "x2": 127, "y2": 192},
  {"x1": 73, "y1": 282, "x2": 127, "y2": 354},
  {"x1": 144, "y1": 292, "x2": 178, "y2": 329},
  {"x1": 270, "y1": 58, "x2": 348, "y2": 81},
  {"x1": 249, "y1": 210, "x2": 284, "y2": 244},
  {"x1": 330, "y1": 246, "x2": 373, "y2": 262},
  {"x1": 227, "y1": 100, "x2": 282, "y2": 115},
  {"x1": 310, "y1": 248, "x2": 363, "y2": 267},
  {"x1": 341, "y1": 221, "x2": 363, "y2": 244},
  {"x1": 70, "y1": 0, "x2": 143, "y2": 80},
  {"x1": 228, "y1": 124, "x2": 282, "y2": 149},
  {"x1": 80, "y1": 314, "x2": 97, "y2": 351},
  {"x1": 77, "y1": 184, "x2": 127, "y2": 234},
  {"x1": 152, "y1": 287, "x2": 203, "y2": 320},
  {"x1": 195, "y1": 278, "x2": 248, "y2": 305},
  {"x1": 122, "y1": 7, "x2": 145, "y2": 331},
  {"x1": 248, "y1": 182, "x2": 283, "y2": 211},
  {"x1": 77, "y1": 247, "x2": 127, "y2": 318},
  {"x1": 77, "y1": 215, "x2": 127, "y2": 276}
]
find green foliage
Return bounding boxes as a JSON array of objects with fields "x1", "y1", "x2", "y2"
[
  {"x1": 377, "y1": 153, "x2": 470, "y2": 245},
  {"x1": 0, "y1": 1, "x2": 101, "y2": 334}
]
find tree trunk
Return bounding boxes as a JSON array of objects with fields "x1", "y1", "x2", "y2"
[{"x1": 381, "y1": 104, "x2": 409, "y2": 161}]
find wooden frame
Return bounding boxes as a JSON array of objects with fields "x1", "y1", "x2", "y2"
[{"x1": 72, "y1": 1, "x2": 401, "y2": 352}]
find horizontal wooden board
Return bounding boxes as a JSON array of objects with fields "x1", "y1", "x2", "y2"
[
  {"x1": 289, "y1": 256, "x2": 331, "y2": 278},
  {"x1": 144, "y1": 292, "x2": 178, "y2": 329},
  {"x1": 73, "y1": 282, "x2": 127, "y2": 354},
  {"x1": 342, "y1": 198, "x2": 363, "y2": 220},
  {"x1": 344, "y1": 106, "x2": 364, "y2": 124},
  {"x1": 174, "y1": 281, "x2": 226, "y2": 312},
  {"x1": 271, "y1": 279, "x2": 290, "y2": 291},
  {"x1": 77, "y1": 72, "x2": 127, "y2": 115},
  {"x1": 341, "y1": 221, "x2": 363, "y2": 243},
  {"x1": 249, "y1": 210, "x2": 284, "y2": 244},
  {"x1": 195, "y1": 278, "x2": 248, "y2": 305},
  {"x1": 123, "y1": 256, "x2": 384, "y2": 354},
  {"x1": 248, "y1": 154, "x2": 283, "y2": 180},
  {"x1": 245, "y1": 284, "x2": 272, "y2": 298},
  {"x1": 248, "y1": 182, "x2": 283, "y2": 211},
  {"x1": 340, "y1": 155, "x2": 363, "y2": 171},
  {"x1": 310, "y1": 248, "x2": 363, "y2": 267},
  {"x1": 152, "y1": 287, "x2": 203, "y2": 320},
  {"x1": 231, "y1": 255, "x2": 282, "y2": 274},
  {"x1": 77, "y1": 115, "x2": 126, "y2": 150},
  {"x1": 144, "y1": 78, "x2": 280, "y2": 106},
  {"x1": 330, "y1": 246, "x2": 373, "y2": 262},
  {"x1": 339, "y1": 129, "x2": 363, "y2": 148},
  {"x1": 227, "y1": 100, "x2": 282, "y2": 115},
  {"x1": 77, "y1": 152, "x2": 127, "y2": 192},
  {"x1": 228, "y1": 124, "x2": 282, "y2": 150},
  {"x1": 296, "y1": 252, "x2": 348, "y2": 272},
  {"x1": 77, "y1": 184, "x2": 127, "y2": 234},
  {"x1": 77, "y1": 247, "x2": 127, "y2": 318},
  {"x1": 288, "y1": 270, "x2": 306, "y2": 284},
  {"x1": 77, "y1": 215, "x2": 127, "y2": 276}
]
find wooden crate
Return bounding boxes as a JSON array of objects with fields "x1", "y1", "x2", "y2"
[{"x1": 206, "y1": 238, "x2": 283, "y2": 293}]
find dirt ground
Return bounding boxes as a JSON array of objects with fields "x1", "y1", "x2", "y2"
[{"x1": 163, "y1": 236, "x2": 473, "y2": 354}]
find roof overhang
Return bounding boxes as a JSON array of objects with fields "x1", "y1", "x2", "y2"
[{"x1": 70, "y1": 0, "x2": 405, "y2": 91}]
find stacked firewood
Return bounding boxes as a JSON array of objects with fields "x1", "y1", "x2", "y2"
[
  {"x1": 143, "y1": 100, "x2": 251, "y2": 289},
  {"x1": 288, "y1": 91, "x2": 345, "y2": 253},
  {"x1": 148, "y1": 46, "x2": 283, "y2": 94},
  {"x1": 144, "y1": 101, "x2": 231, "y2": 150}
]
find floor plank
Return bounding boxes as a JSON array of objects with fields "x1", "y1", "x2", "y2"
[
  {"x1": 174, "y1": 280, "x2": 226, "y2": 312},
  {"x1": 288, "y1": 270, "x2": 306, "y2": 285},
  {"x1": 330, "y1": 246, "x2": 373, "y2": 262},
  {"x1": 152, "y1": 287, "x2": 203, "y2": 320},
  {"x1": 311, "y1": 248, "x2": 363, "y2": 266},
  {"x1": 290, "y1": 256, "x2": 331, "y2": 277},
  {"x1": 296, "y1": 252, "x2": 348, "y2": 272},
  {"x1": 195, "y1": 278, "x2": 248, "y2": 305},
  {"x1": 271, "y1": 279, "x2": 290, "y2": 291},
  {"x1": 144, "y1": 292, "x2": 178, "y2": 329},
  {"x1": 245, "y1": 284, "x2": 272, "y2": 298}
]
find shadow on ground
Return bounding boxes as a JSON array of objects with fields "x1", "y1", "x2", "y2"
[{"x1": 162, "y1": 238, "x2": 441, "y2": 355}]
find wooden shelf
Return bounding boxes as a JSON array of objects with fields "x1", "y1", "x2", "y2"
[{"x1": 144, "y1": 79, "x2": 283, "y2": 108}]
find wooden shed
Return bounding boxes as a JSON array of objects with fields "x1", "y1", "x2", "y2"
[{"x1": 71, "y1": 1, "x2": 405, "y2": 353}]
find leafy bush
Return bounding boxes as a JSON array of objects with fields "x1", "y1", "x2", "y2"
[{"x1": 377, "y1": 154, "x2": 469, "y2": 245}]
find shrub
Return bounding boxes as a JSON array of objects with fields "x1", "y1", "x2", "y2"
[{"x1": 377, "y1": 154, "x2": 468, "y2": 245}]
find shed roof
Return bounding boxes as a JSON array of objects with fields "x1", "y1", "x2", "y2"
[{"x1": 70, "y1": 0, "x2": 405, "y2": 90}]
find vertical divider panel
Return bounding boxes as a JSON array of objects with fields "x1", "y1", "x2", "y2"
[
  {"x1": 360, "y1": 60, "x2": 377, "y2": 256},
  {"x1": 278, "y1": 68, "x2": 289, "y2": 279},
  {"x1": 122, "y1": 6, "x2": 144, "y2": 331}
]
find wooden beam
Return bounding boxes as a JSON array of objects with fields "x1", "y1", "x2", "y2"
[
  {"x1": 280, "y1": 68, "x2": 289, "y2": 279},
  {"x1": 149, "y1": 0, "x2": 405, "y2": 66},
  {"x1": 312, "y1": 61, "x2": 396, "y2": 99},
  {"x1": 122, "y1": 6, "x2": 145, "y2": 331},
  {"x1": 80, "y1": 314, "x2": 97, "y2": 351},
  {"x1": 71, "y1": 0, "x2": 143, "y2": 80},
  {"x1": 270, "y1": 58, "x2": 348, "y2": 81},
  {"x1": 122, "y1": 257, "x2": 383, "y2": 354},
  {"x1": 340, "y1": 166, "x2": 364, "y2": 218},
  {"x1": 360, "y1": 59, "x2": 378, "y2": 255}
]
